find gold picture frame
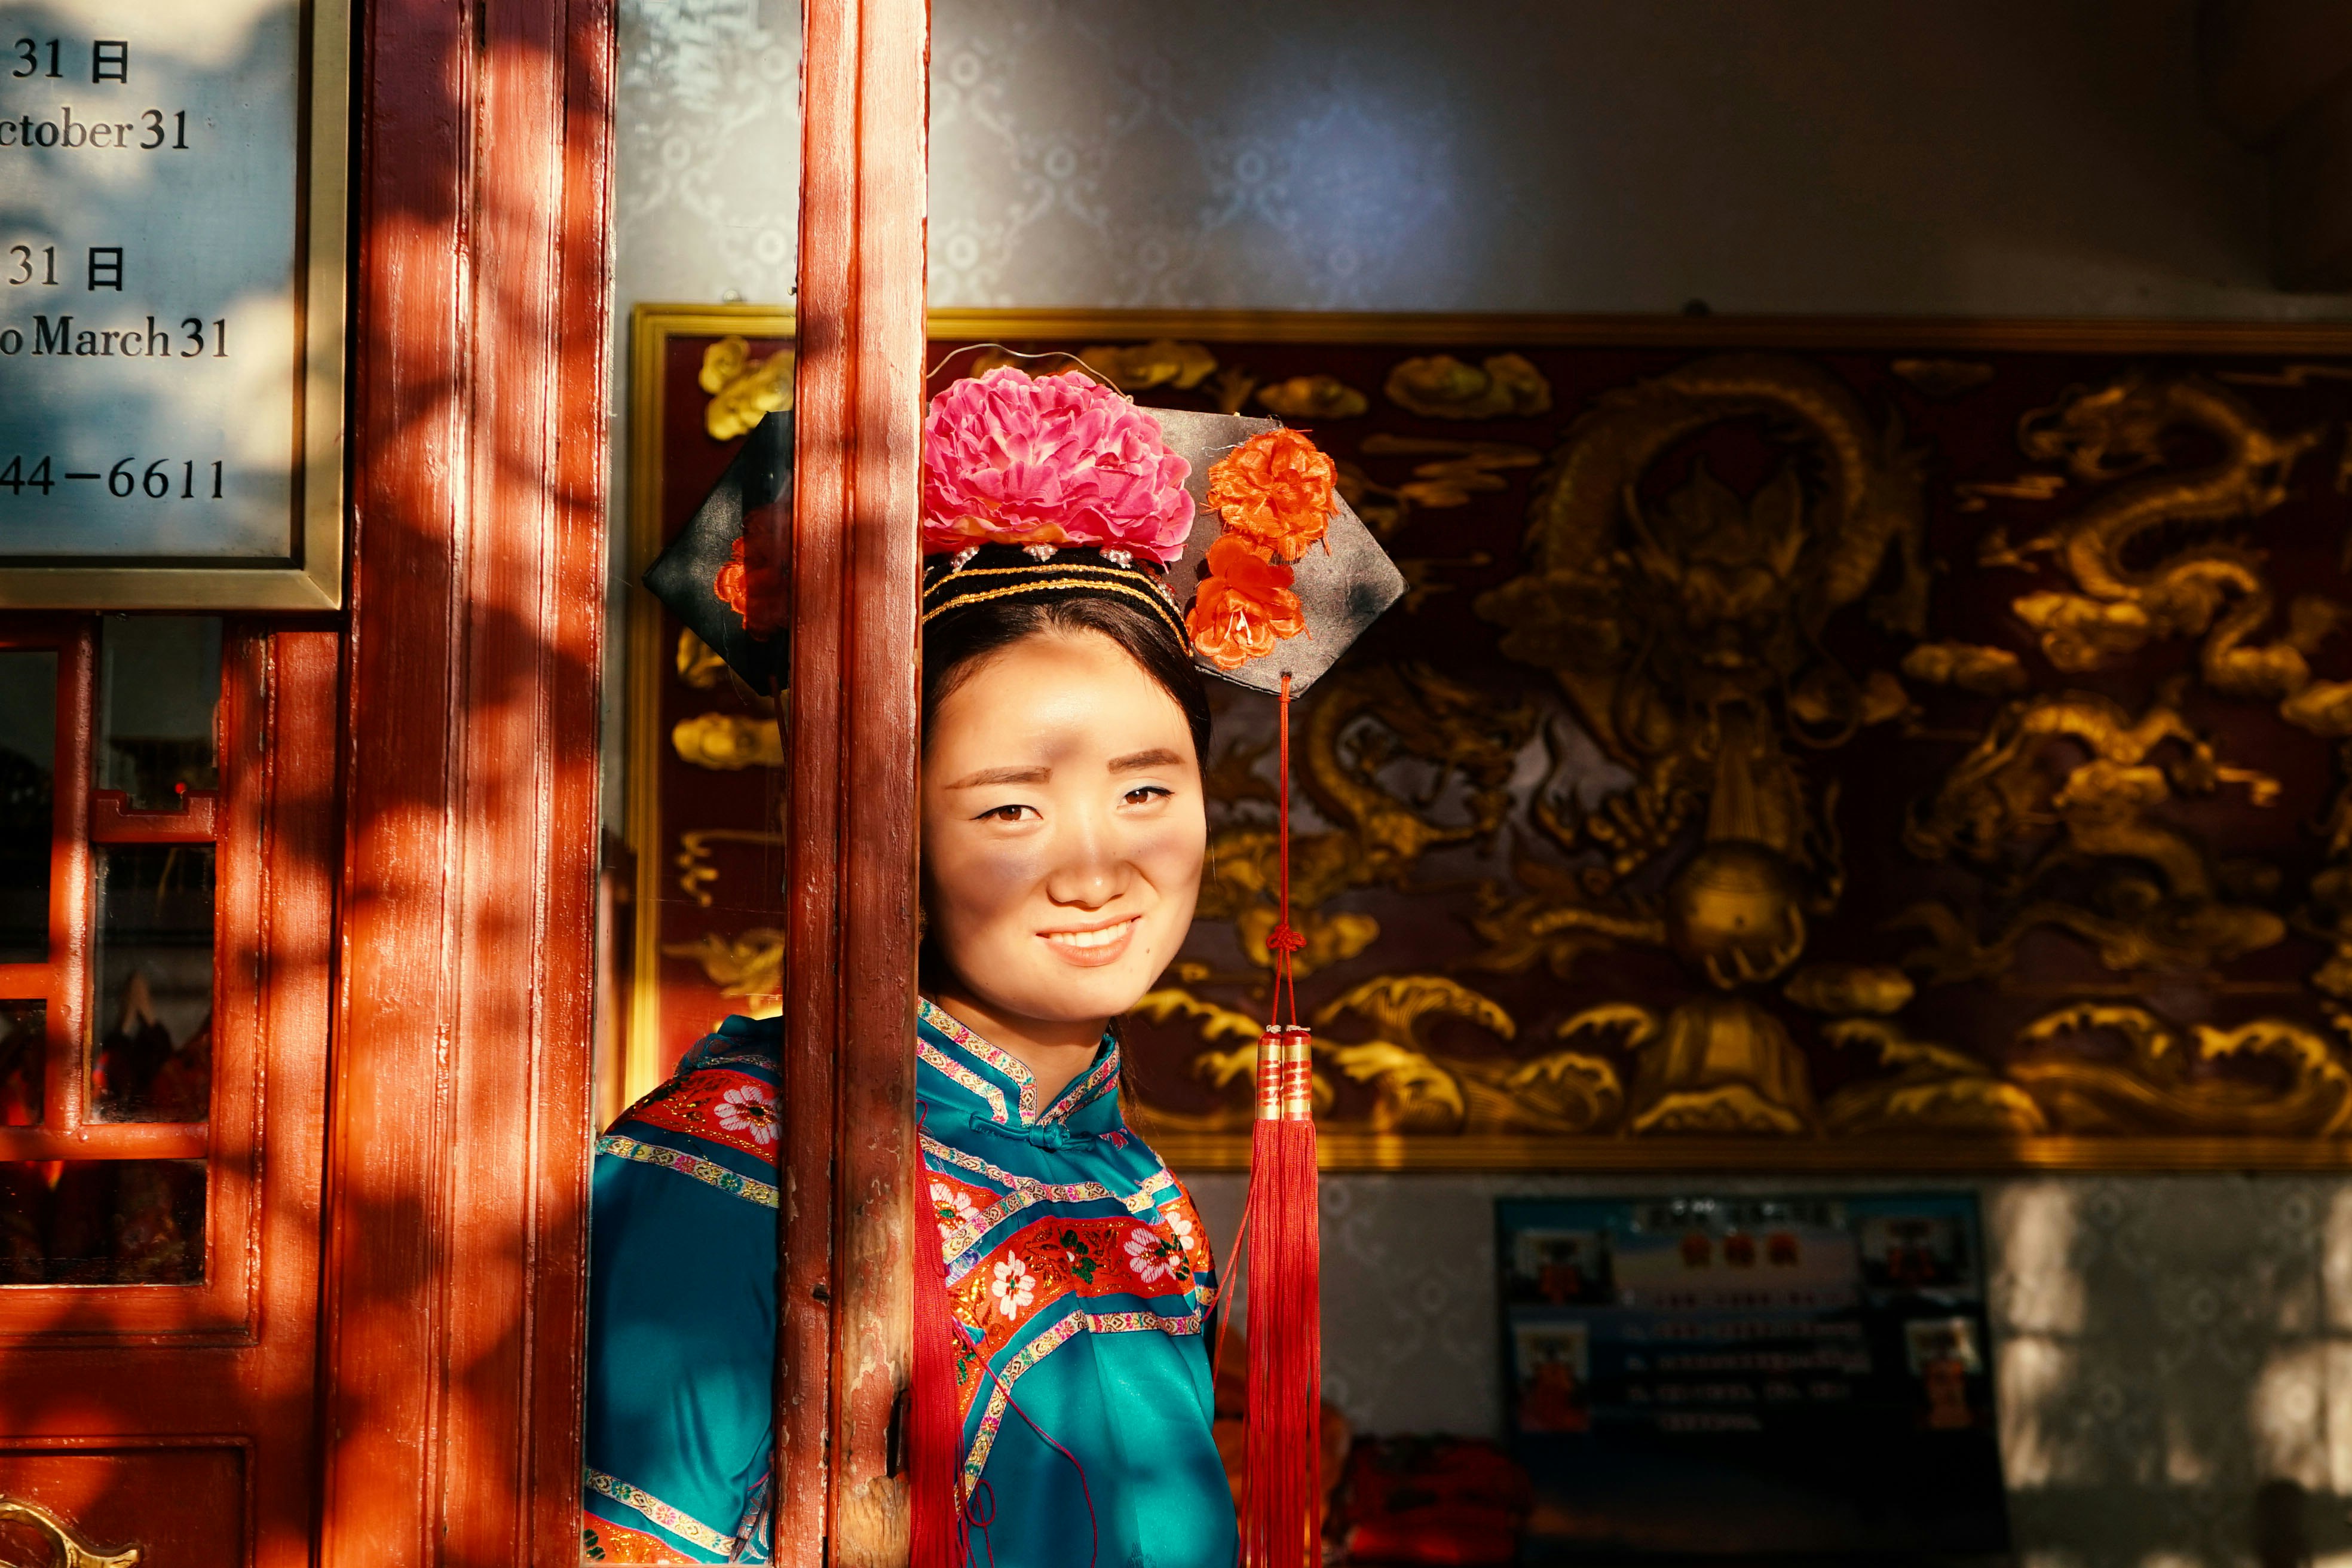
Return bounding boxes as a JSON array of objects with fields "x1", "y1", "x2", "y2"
[{"x1": 628, "y1": 305, "x2": 2352, "y2": 1171}]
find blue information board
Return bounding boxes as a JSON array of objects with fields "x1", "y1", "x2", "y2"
[{"x1": 1497, "y1": 1192, "x2": 2008, "y2": 1560}]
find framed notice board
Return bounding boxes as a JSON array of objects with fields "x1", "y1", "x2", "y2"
[
  {"x1": 1497, "y1": 1192, "x2": 2009, "y2": 1561},
  {"x1": 0, "y1": 0, "x2": 348, "y2": 608}
]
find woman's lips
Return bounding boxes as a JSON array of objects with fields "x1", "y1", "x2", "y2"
[{"x1": 1039, "y1": 915, "x2": 1141, "y2": 969}]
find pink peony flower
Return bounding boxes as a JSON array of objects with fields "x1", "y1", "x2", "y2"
[{"x1": 922, "y1": 368, "x2": 1195, "y2": 561}]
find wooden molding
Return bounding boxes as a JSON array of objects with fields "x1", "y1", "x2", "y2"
[
  {"x1": 779, "y1": 1, "x2": 929, "y2": 1564},
  {"x1": 317, "y1": 0, "x2": 611, "y2": 1562}
]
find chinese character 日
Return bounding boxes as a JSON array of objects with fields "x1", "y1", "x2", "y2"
[
  {"x1": 91, "y1": 39, "x2": 126, "y2": 82},
  {"x1": 87, "y1": 246, "x2": 121, "y2": 290}
]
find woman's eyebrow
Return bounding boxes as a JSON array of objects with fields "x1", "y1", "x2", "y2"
[
  {"x1": 1108, "y1": 748, "x2": 1184, "y2": 773},
  {"x1": 946, "y1": 764, "x2": 1051, "y2": 789}
]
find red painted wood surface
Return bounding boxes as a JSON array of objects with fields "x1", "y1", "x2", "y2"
[
  {"x1": 0, "y1": 1442, "x2": 248, "y2": 1568},
  {"x1": 87, "y1": 789, "x2": 221, "y2": 844},
  {"x1": 317, "y1": 0, "x2": 611, "y2": 1561},
  {"x1": 785, "y1": 1, "x2": 929, "y2": 1563},
  {"x1": 0, "y1": 626, "x2": 339, "y2": 1568}
]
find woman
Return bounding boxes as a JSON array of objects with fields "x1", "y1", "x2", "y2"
[{"x1": 584, "y1": 368, "x2": 1396, "y2": 1566}]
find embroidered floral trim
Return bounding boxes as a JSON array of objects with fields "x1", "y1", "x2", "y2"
[
  {"x1": 622, "y1": 1070, "x2": 785, "y2": 1165},
  {"x1": 917, "y1": 1040, "x2": 1008, "y2": 1125},
  {"x1": 1125, "y1": 1223, "x2": 1189, "y2": 1286},
  {"x1": 1039, "y1": 1042, "x2": 1121, "y2": 1125},
  {"x1": 918, "y1": 999, "x2": 1040, "y2": 1123},
  {"x1": 990, "y1": 1257, "x2": 1038, "y2": 1318},
  {"x1": 679, "y1": 1051, "x2": 777, "y2": 1073},
  {"x1": 585, "y1": 1468, "x2": 736, "y2": 1555},
  {"x1": 930, "y1": 1178, "x2": 980, "y2": 1227},
  {"x1": 712, "y1": 1083, "x2": 779, "y2": 1146},
  {"x1": 919, "y1": 1134, "x2": 1178, "y2": 1267},
  {"x1": 582, "y1": 1513, "x2": 695, "y2": 1564},
  {"x1": 920, "y1": 1132, "x2": 1173, "y2": 1212},
  {"x1": 946, "y1": 1213, "x2": 1212, "y2": 1364},
  {"x1": 597, "y1": 1134, "x2": 779, "y2": 1209}
]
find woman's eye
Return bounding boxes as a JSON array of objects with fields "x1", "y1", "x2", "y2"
[
  {"x1": 1123, "y1": 785, "x2": 1173, "y2": 806},
  {"x1": 977, "y1": 803, "x2": 1039, "y2": 823}
]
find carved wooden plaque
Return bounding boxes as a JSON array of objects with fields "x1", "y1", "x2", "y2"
[{"x1": 642, "y1": 309, "x2": 2352, "y2": 1169}]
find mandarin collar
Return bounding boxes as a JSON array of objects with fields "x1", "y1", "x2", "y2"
[{"x1": 916, "y1": 997, "x2": 1122, "y2": 1130}]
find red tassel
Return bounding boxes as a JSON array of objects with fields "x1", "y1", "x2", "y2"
[
  {"x1": 1244, "y1": 673, "x2": 1321, "y2": 1568},
  {"x1": 911, "y1": 1184, "x2": 970, "y2": 1568}
]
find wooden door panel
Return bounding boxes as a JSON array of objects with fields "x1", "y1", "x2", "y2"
[
  {"x1": 0, "y1": 1442, "x2": 246, "y2": 1567},
  {"x1": 0, "y1": 629, "x2": 334, "y2": 1568}
]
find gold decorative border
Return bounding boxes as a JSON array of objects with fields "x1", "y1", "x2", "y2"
[
  {"x1": 627, "y1": 305, "x2": 2352, "y2": 1164},
  {"x1": 0, "y1": 0, "x2": 350, "y2": 611},
  {"x1": 1142, "y1": 1131, "x2": 2352, "y2": 1175},
  {"x1": 623, "y1": 305, "x2": 795, "y2": 1104}
]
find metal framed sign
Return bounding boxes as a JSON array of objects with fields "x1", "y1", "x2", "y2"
[{"x1": 0, "y1": 0, "x2": 347, "y2": 608}]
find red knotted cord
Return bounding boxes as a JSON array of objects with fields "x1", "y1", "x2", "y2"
[{"x1": 1242, "y1": 673, "x2": 1322, "y2": 1568}]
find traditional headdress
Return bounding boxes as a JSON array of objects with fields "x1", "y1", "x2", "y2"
[{"x1": 645, "y1": 365, "x2": 1405, "y2": 1568}]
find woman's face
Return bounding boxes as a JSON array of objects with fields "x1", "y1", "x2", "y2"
[{"x1": 920, "y1": 629, "x2": 1207, "y2": 1030}]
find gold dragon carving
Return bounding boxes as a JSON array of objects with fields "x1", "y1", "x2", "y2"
[
  {"x1": 1194, "y1": 661, "x2": 1539, "y2": 978},
  {"x1": 1462, "y1": 353, "x2": 1931, "y2": 1134},
  {"x1": 1159, "y1": 351, "x2": 2352, "y2": 1149},
  {"x1": 1980, "y1": 372, "x2": 2352, "y2": 734}
]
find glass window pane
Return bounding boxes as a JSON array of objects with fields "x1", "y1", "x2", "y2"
[
  {"x1": 90, "y1": 846, "x2": 214, "y2": 1124},
  {"x1": 99, "y1": 617, "x2": 222, "y2": 808},
  {"x1": 0, "y1": 1159, "x2": 204, "y2": 1285},
  {"x1": 0, "y1": 1002, "x2": 39, "y2": 1127},
  {"x1": 0, "y1": 651, "x2": 56, "y2": 963}
]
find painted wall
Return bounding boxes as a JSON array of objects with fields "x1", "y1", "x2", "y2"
[
  {"x1": 1189, "y1": 1172, "x2": 2352, "y2": 1568},
  {"x1": 609, "y1": 3, "x2": 2352, "y2": 1563},
  {"x1": 926, "y1": 0, "x2": 2352, "y2": 319}
]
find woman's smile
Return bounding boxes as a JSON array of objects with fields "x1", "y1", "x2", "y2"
[{"x1": 1039, "y1": 914, "x2": 1142, "y2": 966}]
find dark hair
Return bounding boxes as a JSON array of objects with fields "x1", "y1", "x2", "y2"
[
  {"x1": 917, "y1": 590, "x2": 1212, "y2": 1006},
  {"x1": 920, "y1": 592, "x2": 1212, "y2": 766}
]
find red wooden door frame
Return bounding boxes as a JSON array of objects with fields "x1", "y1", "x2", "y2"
[
  {"x1": 318, "y1": 0, "x2": 612, "y2": 1562},
  {"x1": 777, "y1": 1, "x2": 930, "y2": 1564},
  {"x1": 323, "y1": 0, "x2": 930, "y2": 1560}
]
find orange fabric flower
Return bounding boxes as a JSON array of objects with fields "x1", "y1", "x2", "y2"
[
  {"x1": 713, "y1": 536, "x2": 751, "y2": 620},
  {"x1": 1187, "y1": 535, "x2": 1307, "y2": 671},
  {"x1": 1205, "y1": 428, "x2": 1337, "y2": 561}
]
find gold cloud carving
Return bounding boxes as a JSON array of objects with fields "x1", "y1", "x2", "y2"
[
  {"x1": 673, "y1": 712, "x2": 783, "y2": 770},
  {"x1": 1783, "y1": 963, "x2": 1915, "y2": 1016},
  {"x1": 1900, "y1": 642, "x2": 2028, "y2": 696},
  {"x1": 1889, "y1": 359, "x2": 1995, "y2": 398},
  {"x1": 700, "y1": 335, "x2": 794, "y2": 441},
  {"x1": 1074, "y1": 339, "x2": 1218, "y2": 391},
  {"x1": 662, "y1": 927, "x2": 785, "y2": 1001},
  {"x1": 1358, "y1": 434, "x2": 1542, "y2": 509},
  {"x1": 1256, "y1": 375, "x2": 1368, "y2": 420},
  {"x1": 677, "y1": 629, "x2": 728, "y2": 690},
  {"x1": 1384, "y1": 353, "x2": 1551, "y2": 420},
  {"x1": 1821, "y1": 1021, "x2": 2048, "y2": 1136},
  {"x1": 1316, "y1": 974, "x2": 1624, "y2": 1136}
]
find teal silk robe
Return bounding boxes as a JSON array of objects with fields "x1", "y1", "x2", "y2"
[{"x1": 583, "y1": 1003, "x2": 1239, "y2": 1568}]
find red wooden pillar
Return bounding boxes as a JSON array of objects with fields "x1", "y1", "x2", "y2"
[
  {"x1": 317, "y1": 0, "x2": 612, "y2": 1561},
  {"x1": 780, "y1": 1, "x2": 930, "y2": 1564}
]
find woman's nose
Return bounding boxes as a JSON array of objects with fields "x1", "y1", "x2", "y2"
[{"x1": 1044, "y1": 807, "x2": 1129, "y2": 908}]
